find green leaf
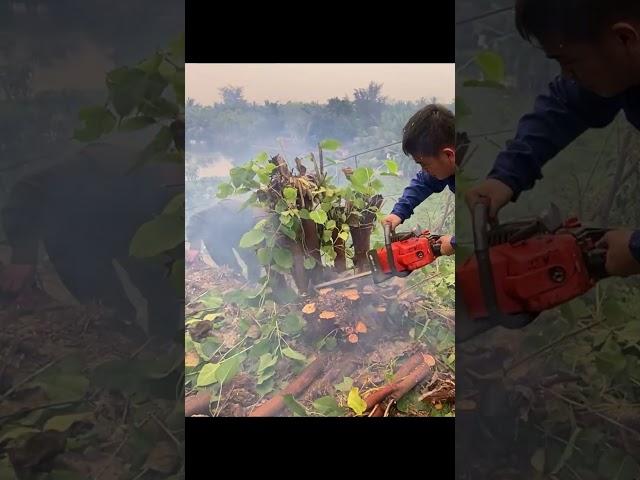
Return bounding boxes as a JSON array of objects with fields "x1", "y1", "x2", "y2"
[
  {"x1": 273, "y1": 248, "x2": 294, "y2": 269},
  {"x1": 282, "y1": 394, "x2": 308, "y2": 416},
  {"x1": 130, "y1": 213, "x2": 184, "y2": 258},
  {"x1": 217, "y1": 183, "x2": 234, "y2": 199},
  {"x1": 531, "y1": 448, "x2": 545, "y2": 473},
  {"x1": 119, "y1": 116, "x2": 156, "y2": 131},
  {"x1": 197, "y1": 338, "x2": 220, "y2": 359},
  {"x1": 303, "y1": 257, "x2": 317, "y2": 270},
  {"x1": 255, "y1": 378, "x2": 275, "y2": 398},
  {"x1": 196, "y1": 363, "x2": 219, "y2": 387},
  {"x1": 257, "y1": 353, "x2": 278, "y2": 374},
  {"x1": 215, "y1": 355, "x2": 243, "y2": 383},
  {"x1": 200, "y1": 292, "x2": 223, "y2": 309},
  {"x1": 351, "y1": 167, "x2": 373, "y2": 186},
  {"x1": 325, "y1": 220, "x2": 336, "y2": 230},
  {"x1": 43, "y1": 412, "x2": 94, "y2": 432},
  {"x1": 282, "y1": 347, "x2": 306, "y2": 362},
  {"x1": 385, "y1": 159, "x2": 398, "y2": 175},
  {"x1": 347, "y1": 388, "x2": 367, "y2": 415},
  {"x1": 74, "y1": 106, "x2": 116, "y2": 141},
  {"x1": 256, "y1": 366, "x2": 276, "y2": 385},
  {"x1": 283, "y1": 187, "x2": 298, "y2": 202},
  {"x1": 338, "y1": 231, "x2": 349, "y2": 241},
  {"x1": 475, "y1": 50, "x2": 505, "y2": 83},
  {"x1": 256, "y1": 248, "x2": 272, "y2": 266},
  {"x1": 319, "y1": 139, "x2": 341, "y2": 150},
  {"x1": 334, "y1": 376, "x2": 353, "y2": 393},
  {"x1": 239, "y1": 229, "x2": 265, "y2": 248},
  {"x1": 309, "y1": 209, "x2": 328, "y2": 225},
  {"x1": 281, "y1": 313, "x2": 305, "y2": 335},
  {"x1": 249, "y1": 338, "x2": 275, "y2": 359},
  {"x1": 312, "y1": 396, "x2": 344, "y2": 416}
]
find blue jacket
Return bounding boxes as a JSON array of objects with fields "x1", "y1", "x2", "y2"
[
  {"x1": 488, "y1": 76, "x2": 640, "y2": 263},
  {"x1": 391, "y1": 170, "x2": 456, "y2": 247}
]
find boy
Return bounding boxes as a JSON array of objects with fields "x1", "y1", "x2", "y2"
[
  {"x1": 383, "y1": 104, "x2": 456, "y2": 255},
  {"x1": 465, "y1": 0, "x2": 640, "y2": 276}
]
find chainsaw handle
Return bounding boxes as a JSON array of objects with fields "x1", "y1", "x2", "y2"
[
  {"x1": 586, "y1": 248, "x2": 609, "y2": 280},
  {"x1": 473, "y1": 201, "x2": 500, "y2": 319},
  {"x1": 383, "y1": 223, "x2": 397, "y2": 274}
]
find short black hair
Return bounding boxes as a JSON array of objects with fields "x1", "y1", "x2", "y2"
[
  {"x1": 515, "y1": 0, "x2": 640, "y2": 44},
  {"x1": 402, "y1": 104, "x2": 455, "y2": 158}
]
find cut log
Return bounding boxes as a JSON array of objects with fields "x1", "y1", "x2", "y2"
[{"x1": 249, "y1": 355, "x2": 329, "y2": 417}]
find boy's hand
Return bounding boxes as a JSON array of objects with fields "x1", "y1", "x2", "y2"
[
  {"x1": 0, "y1": 264, "x2": 36, "y2": 296},
  {"x1": 465, "y1": 178, "x2": 514, "y2": 221},
  {"x1": 382, "y1": 214, "x2": 403, "y2": 231},
  {"x1": 436, "y1": 235, "x2": 455, "y2": 256},
  {"x1": 596, "y1": 230, "x2": 640, "y2": 277},
  {"x1": 186, "y1": 248, "x2": 200, "y2": 264}
]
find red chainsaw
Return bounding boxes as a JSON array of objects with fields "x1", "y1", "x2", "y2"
[
  {"x1": 313, "y1": 223, "x2": 443, "y2": 291},
  {"x1": 457, "y1": 201, "x2": 610, "y2": 342}
]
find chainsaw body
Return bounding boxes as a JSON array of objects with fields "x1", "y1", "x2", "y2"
[
  {"x1": 367, "y1": 225, "x2": 441, "y2": 284},
  {"x1": 458, "y1": 203, "x2": 609, "y2": 337}
]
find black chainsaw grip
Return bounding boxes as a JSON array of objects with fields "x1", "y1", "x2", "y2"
[
  {"x1": 383, "y1": 223, "x2": 396, "y2": 274},
  {"x1": 473, "y1": 201, "x2": 500, "y2": 319},
  {"x1": 586, "y1": 248, "x2": 609, "y2": 280},
  {"x1": 432, "y1": 243, "x2": 442, "y2": 257}
]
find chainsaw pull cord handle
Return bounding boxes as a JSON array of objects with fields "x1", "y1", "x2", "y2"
[
  {"x1": 384, "y1": 223, "x2": 397, "y2": 274},
  {"x1": 473, "y1": 201, "x2": 501, "y2": 319}
]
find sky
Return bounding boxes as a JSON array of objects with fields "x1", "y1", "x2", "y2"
[{"x1": 186, "y1": 63, "x2": 455, "y2": 105}]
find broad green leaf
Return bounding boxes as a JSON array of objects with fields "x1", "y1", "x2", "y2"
[
  {"x1": 217, "y1": 183, "x2": 234, "y2": 199},
  {"x1": 239, "y1": 229, "x2": 265, "y2": 248},
  {"x1": 309, "y1": 209, "x2": 328, "y2": 225},
  {"x1": 130, "y1": 213, "x2": 183, "y2": 258},
  {"x1": 256, "y1": 247, "x2": 272, "y2": 266},
  {"x1": 334, "y1": 376, "x2": 353, "y2": 392},
  {"x1": 281, "y1": 314, "x2": 305, "y2": 335},
  {"x1": 282, "y1": 347, "x2": 306, "y2": 362},
  {"x1": 475, "y1": 51, "x2": 504, "y2": 83},
  {"x1": 257, "y1": 353, "x2": 278, "y2": 374},
  {"x1": 255, "y1": 378, "x2": 275, "y2": 398},
  {"x1": 273, "y1": 248, "x2": 294, "y2": 269},
  {"x1": 347, "y1": 388, "x2": 367, "y2": 415},
  {"x1": 384, "y1": 159, "x2": 398, "y2": 175},
  {"x1": 283, "y1": 187, "x2": 298, "y2": 202},
  {"x1": 215, "y1": 355, "x2": 243, "y2": 383},
  {"x1": 196, "y1": 363, "x2": 219, "y2": 387},
  {"x1": 319, "y1": 139, "x2": 341, "y2": 150},
  {"x1": 303, "y1": 257, "x2": 317, "y2": 270},
  {"x1": 325, "y1": 220, "x2": 336, "y2": 230},
  {"x1": 282, "y1": 394, "x2": 308, "y2": 416}
]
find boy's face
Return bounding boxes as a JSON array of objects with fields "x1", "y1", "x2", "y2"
[
  {"x1": 539, "y1": 22, "x2": 640, "y2": 97},
  {"x1": 415, "y1": 147, "x2": 455, "y2": 180}
]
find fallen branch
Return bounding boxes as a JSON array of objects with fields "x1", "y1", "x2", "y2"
[
  {"x1": 249, "y1": 355, "x2": 329, "y2": 417},
  {"x1": 364, "y1": 352, "x2": 433, "y2": 412}
]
